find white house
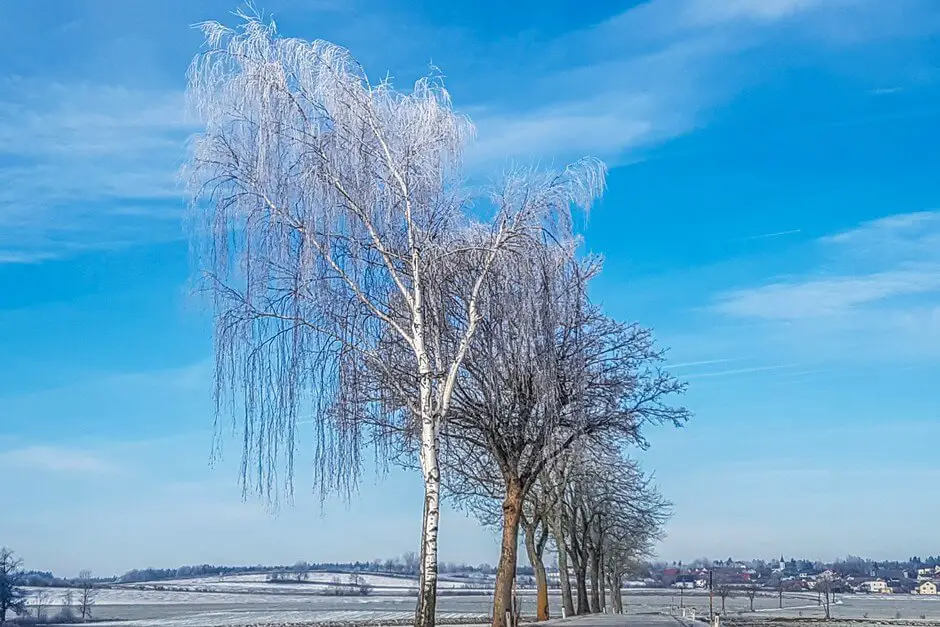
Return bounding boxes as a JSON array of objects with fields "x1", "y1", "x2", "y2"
[
  {"x1": 914, "y1": 581, "x2": 938, "y2": 595},
  {"x1": 860, "y1": 579, "x2": 888, "y2": 593}
]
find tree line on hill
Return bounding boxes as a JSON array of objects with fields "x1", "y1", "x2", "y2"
[
  {"x1": 0, "y1": 550, "x2": 519, "y2": 588},
  {"x1": 116, "y1": 556, "x2": 511, "y2": 583}
]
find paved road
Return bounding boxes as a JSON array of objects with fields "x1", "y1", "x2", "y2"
[{"x1": 537, "y1": 614, "x2": 691, "y2": 627}]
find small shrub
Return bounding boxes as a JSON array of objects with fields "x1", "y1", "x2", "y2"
[
  {"x1": 863, "y1": 613, "x2": 869, "y2": 618},
  {"x1": 53, "y1": 607, "x2": 75, "y2": 623},
  {"x1": 921, "y1": 614, "x2": 927, "y2": 620},
  {"x1": 896, "y1": 611, "x2": 902, "y2": 619}
]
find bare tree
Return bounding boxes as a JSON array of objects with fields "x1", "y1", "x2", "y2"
[
  {"x1": 328, "y1": 576, "x2": 345, "y2": 596},
  {"x1": 818, "y1": 573, "x2": 833, "y2": 620},
  {"x1": 744, "y1": 584, "x2": 760, "y2": 612},
  {"x1": 55, "y1": 591, "x2": 75, "y2": 624},
  {"x1": 77, "y1": 570, "x2": 96, "y2": 622},
  {"x1": 558, "y1": 447, "x2": 669, "y2": 616},
  {"x1": 433, "y1": 243, "x2": 686, "y2": 626},
  {"x1": 32, "y1": 589, "x2": 50, "y2": 623},
  {"x1": 184, "y1": 13, "x2": 604, "y2": 627},
  {"x1": 545, "y1": 456, "x2": 577, "y2": 619},
  {"x1": 604, "y1": 533, "x2": 652, "y2": 615},
  {"x1": 0, "y1": 549, "x2": 26, "y2": 626},
  {"x1": 402, "y1": 552, "x2": 420, "y2": 576},
  {"x1": 716, "y1": 584, "x2": 733, "y2": 615},
  {"x1": 520, "y1": 479, "x2": 556, "y2": 621}
]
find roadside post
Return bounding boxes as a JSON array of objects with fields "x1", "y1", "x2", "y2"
[{"x1": 709, "y1": 569, "x2": 714, "y2": 624}]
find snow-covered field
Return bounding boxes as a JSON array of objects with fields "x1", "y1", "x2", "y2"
[
  {"x1": 25, "y1": 586, "x2": 340, "y2": 606},
  {"x1": 149, "y1": 571, "x2": 483, "y2": 594},
  {"x1": 24, "y1": 570, "x2": 492, "y2": 607},
  {"x1": 22, "y1": 571, "x2": 496, "y2": 626},
  {"x1": 623, "y1": 589, "x2": 940, "y2": 621},
  {"x1": 90, "y1": 609, "x2": 485, "y2": 627},
  {"x1": 22, "y1": 581, "x2": 940, "y2": 626}
]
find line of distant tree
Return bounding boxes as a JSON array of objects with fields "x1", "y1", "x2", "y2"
[
  {"x1": 652, "y1": 554, "x2": 940, "y2": 579},
  {"x1": 16, "y1": 570, "x2": 111, "y2": 589},
  {"x1": 22, "y1": 552, "x2": 529, "y2": 587}
]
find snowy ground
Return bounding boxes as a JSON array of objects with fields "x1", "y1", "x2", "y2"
[
  {"x1": 27, "y1": 590, "x2": 494, "y2": 627},
  {"x1": 624, "y1": 589, "x2": 940, "y2": 621},
  {"x1": 22, "y1": 580, "x2": 940, "y2": 626},
  {"x1": 23, "y1": 572, "x2": 496, "y2": 626},
  {"x1": 153, "y1": 572, "x2": 486, "y2": 593}
]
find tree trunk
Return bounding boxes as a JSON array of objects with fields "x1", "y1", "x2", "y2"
[
  {"x1": 608, "y1": 573, "x2": 623, "y2": 614},
  {"x1": 589, "y1": 544, "x2": 601, "y2": 613},
  {"x1": 522, "y1": 521, "x2": 549, "y2": 621},
  {"x1": 589, "y1": 519, "x2": 603, "y2": 614},
  {"x1": 616, "y1": 574, "x2": 624, "y2": 614},
  {"x1": 492, "y1": 478, "x2": 524, "y2": 627},
  {"x1": 414, "y1": 401, "x2": 441, "y2": 627},
  {"x1": 574, "y1": 561, "x2": 589, "y2": 614},
  {"x1": 551, "y1": 517, "x2": 575, "y2": 618},
  {"x1": 599, "y1": 551, "x2": 606, "y2": 612},
  {"x1": 566, "y1": 510, "x2": 589, "y2": 614}
]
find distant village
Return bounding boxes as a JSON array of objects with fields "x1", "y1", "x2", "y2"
[{"x1": 644, "y1": 556, "x2": 940, "y2": 595}]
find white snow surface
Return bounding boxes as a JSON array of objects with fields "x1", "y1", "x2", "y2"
[
  {"x1": 23, "y1": 571, "x2": 492, "y2": 609},
  {"x1": 126, "y1": 571, "x2": 484, "y2": 593},
  {"x1": 22, "y1": 586, "x2": 940, "y2": 627},
  {"x1": 24, "y1": 587, "x2": 323, "y2": 606},
  {"x1": 90, "y1": 610, "x2": 484, "y2": 627}
]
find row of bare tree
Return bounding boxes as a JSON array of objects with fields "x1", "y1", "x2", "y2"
[
  {"x1": 436, "y1": 249, "x2": 682, "y2": 623},
  {"x1": 0, "y1": 548, "x2": 96, "y2": 625},
  {"x1": 183, "y1": 11, "x2": 688, "y2": 627},
  {"x1": 449, "y1": 438, "x2": 671, "y2": 622}
]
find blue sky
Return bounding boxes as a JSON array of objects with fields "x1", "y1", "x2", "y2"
[{"x1": 1, "y1": 0, "x2": 940, "y2": 577}]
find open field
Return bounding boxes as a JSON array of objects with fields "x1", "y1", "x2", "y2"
[
  {"x1": 23, "y1": 578, "x2": 940, "y2": 626},
  {"x1": 632, "y1": 589, "x2": 940, "y2": 622}
]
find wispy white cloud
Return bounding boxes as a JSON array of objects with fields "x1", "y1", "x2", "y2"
[
  {"x1": 706, "y1": 210, "x2": 940, "y2": 362},
  {"x1": 0, "y1": 79, "x2": 192, "y2": 263},
  {"x1": 0, "y1": 251, "x2": 60, "y2": 265},
  {"x1": 665, "y1": 357, "x2": 741, "y2": 369},
  {"x1": 868, "y1": 86, "x2": 904, "y2": 95},
  {"x1": 683, "y1": 364, "x2": 798, "y2": 379},
  {"x1": 715, "y1": 265, "x2": 940, "y2": 319},
  {"x1": 465, "y1": 0, "x2": 923, "y2": 167},
  {"x1": 740, "y1": 229, "x2": 802, "y2": 241},
  {"x1": 0, "y1": 445, "x2": 117, "y2": 474},
  {"x1": 715, "y1": 211, "x2": 940, "y2": 320},
  {"x1": 821, "y1": 210, "x2": 940, "y2": 257},
  {"x1": 678, "y1": 0, "x2": 828, "y2": 28}
]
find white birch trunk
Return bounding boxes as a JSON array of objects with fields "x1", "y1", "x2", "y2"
[
  {"x1": 415, "y1": 406, "x2": 441, "y2": 627},
  {"x1": 413, "y1": 324, "x2": 441, "y2": 627}
]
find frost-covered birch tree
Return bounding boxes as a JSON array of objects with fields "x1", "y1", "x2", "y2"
[{"x1": 183, "y1": 13, "x2": 604, "y2": 627}]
